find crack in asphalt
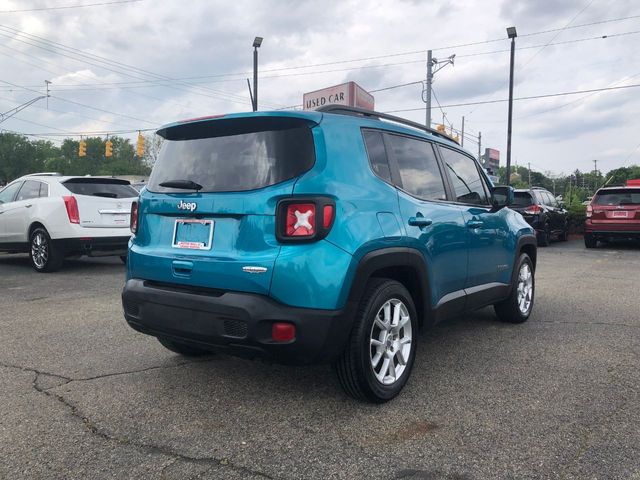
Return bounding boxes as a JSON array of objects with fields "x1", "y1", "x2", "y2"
[{"x1": 0, "y1": 361, "x2": 277, "y2": 480}]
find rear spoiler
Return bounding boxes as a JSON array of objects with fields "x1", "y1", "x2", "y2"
[{"x1": 157, "y1": 113, "x2": 322, "y2": 141}]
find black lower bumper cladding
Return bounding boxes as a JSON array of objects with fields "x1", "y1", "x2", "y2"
[{"x1": 122, "y1": 279, "x2": 355, "y2": 365}]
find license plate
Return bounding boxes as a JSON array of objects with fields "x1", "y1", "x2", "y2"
[
  {"x1": 172, "y1": 219, "x2": 214, "y2": 250},
  {"x1": 612, "y1": 211, "x2": 628, "y2": 218}
]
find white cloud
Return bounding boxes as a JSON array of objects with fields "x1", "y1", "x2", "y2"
[{"x1": 0, "y1": 0, "x2": 638, "y2": 173}]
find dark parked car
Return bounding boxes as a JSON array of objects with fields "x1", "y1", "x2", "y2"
[
  {"x1": 511, "y1": 187, "x2": 568, "y2": 246},
  {"x1": 585, "y1": 184, "x2": 640, "y2": 248}
]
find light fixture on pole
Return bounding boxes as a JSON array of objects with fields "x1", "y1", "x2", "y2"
[
  {"x1": 505, "y1": 26, "x2": 517, "y2": 186},
  {"x1": 252, "y1": 36, "x2": 263, "y2": 112}
]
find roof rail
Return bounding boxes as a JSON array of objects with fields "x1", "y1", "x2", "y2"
[
  {"x1": 25, "y1": 172, "x2": 62, "y2": 176},
  {"x1": 316, "y1": 105, "x2": 458, "y2": 144}
]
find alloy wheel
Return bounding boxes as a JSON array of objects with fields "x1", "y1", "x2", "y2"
[
  {"x1": 516, "y1": 263, "x2": 533, "y2": 315},
  {"x1": 31, "y1": 232, "x2": 49, "y2": 269},
  {"x1": 369, "y1": 298, "x2": 413, "y2": 386}
]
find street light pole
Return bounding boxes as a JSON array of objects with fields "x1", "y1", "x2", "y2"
[
  {"x1": 252, "y1": 36, "x2": 263, "y2": 112},
  {"x1": 505, "y1": 26, "x2": 517, "y2": 186}
]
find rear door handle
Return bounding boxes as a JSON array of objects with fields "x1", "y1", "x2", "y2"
[
  {"x1": 467, "y1": 220, "x2": 483, "y2": 229},
  {"x1": 408, "y1": 217, "x2": 433, "y2": 227},
  {"x1": 25, "y1": 204, "x2": 33, "y2": 208}
]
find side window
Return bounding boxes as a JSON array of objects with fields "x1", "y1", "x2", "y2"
[
  {"x1": 439, "y1": 147, "x2": 489, "y2": 205},
  {"x1": 39, "y1": 182, "x2": 49, "y2": 197},
  {"x1": 0, "y1": 182, "x2": 23, "y2": 204},
  {"x1": 15, "y1": 181, "x2": 42, "y2": 202},
  {"x1": 545, "y1": 192, "x2": 557, "y2": 207},
  {"x1": 362, "y1": 130, "x2": 391, "y2": 183},
  {"x1": 386, "y1": 134, "x2": 447, "y2": 201}
]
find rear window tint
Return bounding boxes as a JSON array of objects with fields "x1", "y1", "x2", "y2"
[
  {"x1": 594, "y1": 189, "x2": 640, "y2": 205},
  {"x1": 513, "y1": 192, "x2": 533, "y2": 207},
  {"x1": 362, "y1": 130, "x2": 391, "y2": 183},
  {"x1": 149, "y1": 118, "x2": 315, "y2": 193},
  {"x1": 63, "y1": 180, "x2": 138, "y2": 198}
]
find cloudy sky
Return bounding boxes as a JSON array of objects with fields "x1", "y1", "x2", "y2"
[{"x1": 0, "y1": 0, "x2": 638, "y2": 175}]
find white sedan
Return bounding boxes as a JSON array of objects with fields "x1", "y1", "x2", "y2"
[{"x1": 0, "y1": 173, "x2": 138, "y2": 272}]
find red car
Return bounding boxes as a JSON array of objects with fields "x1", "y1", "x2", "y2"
[{"x1": 585, "y1": 182, "x2": 640, "y2": 248}]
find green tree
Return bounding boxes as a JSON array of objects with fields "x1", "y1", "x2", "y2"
[{"x1": 0, "y1": 132, "x2": 58, "y2": 183}]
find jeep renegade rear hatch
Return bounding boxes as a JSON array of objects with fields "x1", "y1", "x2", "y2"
[{"x1": 132, "y1": 115, "x2": 318, "y2": 296}]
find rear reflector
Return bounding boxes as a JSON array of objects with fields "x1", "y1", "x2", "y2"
[
  {"x1": 130, "y1": 201, "x2": 139, "y2": 234},
  {"x1": 272, "y1": 322, "x2": 296, "y2": 342},
  {"x1": 323, "y1": 204, "x2": 335, "y2": 229},
  {"x1": 62, "y1": 196, "x2": 80, "y2": 224},
  {"x1": 285, "y1": 203, "x2": 316, "y2": 237}
]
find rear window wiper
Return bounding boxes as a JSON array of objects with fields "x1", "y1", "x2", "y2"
[{"x1": 158, "y1": 179, "x2": 203, "y2": 191}]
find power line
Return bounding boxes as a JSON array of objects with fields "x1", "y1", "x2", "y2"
[
  {"x1": 520, "y1": 0, "x2": 596, "y2": 69},
  {"x1": 0, "y1": 25, "x2": 283, "y2": 108},
  {"x1": 0, "y1": 78, "x2": 159, "y2": 126},
  {"x1": 1, "y1": 26, "x2": 637, "y2": 99},
  {"x1": 2, "y1": 17, "x2": 638, "y2": 93},
  {"x1": 0, "y1": 94, "x2": 140, "y2": 129},
  {"x1": 384, "y1": 82, "x2": 640, "y2": 113},
  {"x1": 7, "y1": 127, "x2": 156, "y2": 137},
  {"x1": 0, "y1": 0, "x2": 142, "y2": 14}
]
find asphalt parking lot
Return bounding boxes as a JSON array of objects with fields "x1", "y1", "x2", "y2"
[{"x1": 1, "y1": 239, "x2": 639, "y2": 480}]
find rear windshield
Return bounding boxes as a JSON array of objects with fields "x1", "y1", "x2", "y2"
[
  {"x1": 594, "y1": 189, "x2": 640, "y2": 205},
  {"x1": 148, "y1": 118, "x2": 316, "y2": 193},
  {"x1": 63, "y1": 179, "x2": 138, "y2": 198},
  {"x1": 513, "y1": 192, "x2": 533, "y2": 207}
]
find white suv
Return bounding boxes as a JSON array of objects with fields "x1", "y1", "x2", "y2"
[{"x1": 0, "y1": 173, "x2": 138, "y2": 272}]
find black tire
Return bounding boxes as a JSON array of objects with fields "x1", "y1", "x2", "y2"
[
  {"x1": 494, "y1": 253, "x2": 535, "y2": 324},
  {"x1": 559, "y1": 222, "x2": 569, "y2": 242},
  {"x1": 334, "y1": 278, "x2": 418, "y2": 403},
  {"x1": 157, "y1": 337, "x2": 211, "y2": 357},
  {"x1": 584, "y1": 234, "x2": 597, "y2": 249},
  {"x1": 120, "y1": 255, "x2": 127, "y2": 264},
  {"x1": 538, "y1": 223, "x2": 550, "y2": 247},
  {"x1": 29, "y1": 227, "x2": 64, "y2": 273}
]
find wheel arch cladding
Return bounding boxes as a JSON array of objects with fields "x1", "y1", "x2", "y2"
[
  {"x1": 518, "y1": 236, "x2": 537, "y2": 271},
  {"x1": 346, "y1": 248, "x2": 431, "y2": 328}
]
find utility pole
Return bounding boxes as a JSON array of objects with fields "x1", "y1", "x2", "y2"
[
  {"x1": 506, "y1": 26, "x2": 518, "y2": 187},
  {"x1": 423, "y1": 50, "x2": 455, "y2": 128},
  {"x1": 425, "y1": 50, "x2": 432, "y2": 128},
  {"x1": 44, "y1": 80, "x2": 51, "y2": 109},
  {"x1": 461, "y1": 116, "x2": 465, "y2": 147},
  {"x1": 528, "y1": 162, "x2": 531, "y2": 186},
  {"x1": 477, "y1": 131, "x2": 482, "y2": 163}
]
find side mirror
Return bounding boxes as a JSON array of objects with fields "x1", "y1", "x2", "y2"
[{"x1": 491, "y1": 185, "x2": 514, "y2": 210}]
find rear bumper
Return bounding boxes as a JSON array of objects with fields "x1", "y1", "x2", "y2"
[
  {"x1": 54, "y1": 236, "x2": 130, "y2": 256},
  {"x1": 585, "y1": 220, "x2": 640, "y2": 237},
  {"x1": 122, "y1": 279, "x2": 356, "y2": 365}
]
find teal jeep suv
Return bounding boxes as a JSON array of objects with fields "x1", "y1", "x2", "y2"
[{"x1": 122, "y1": 106, "x2": 537, "y2": 402}]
